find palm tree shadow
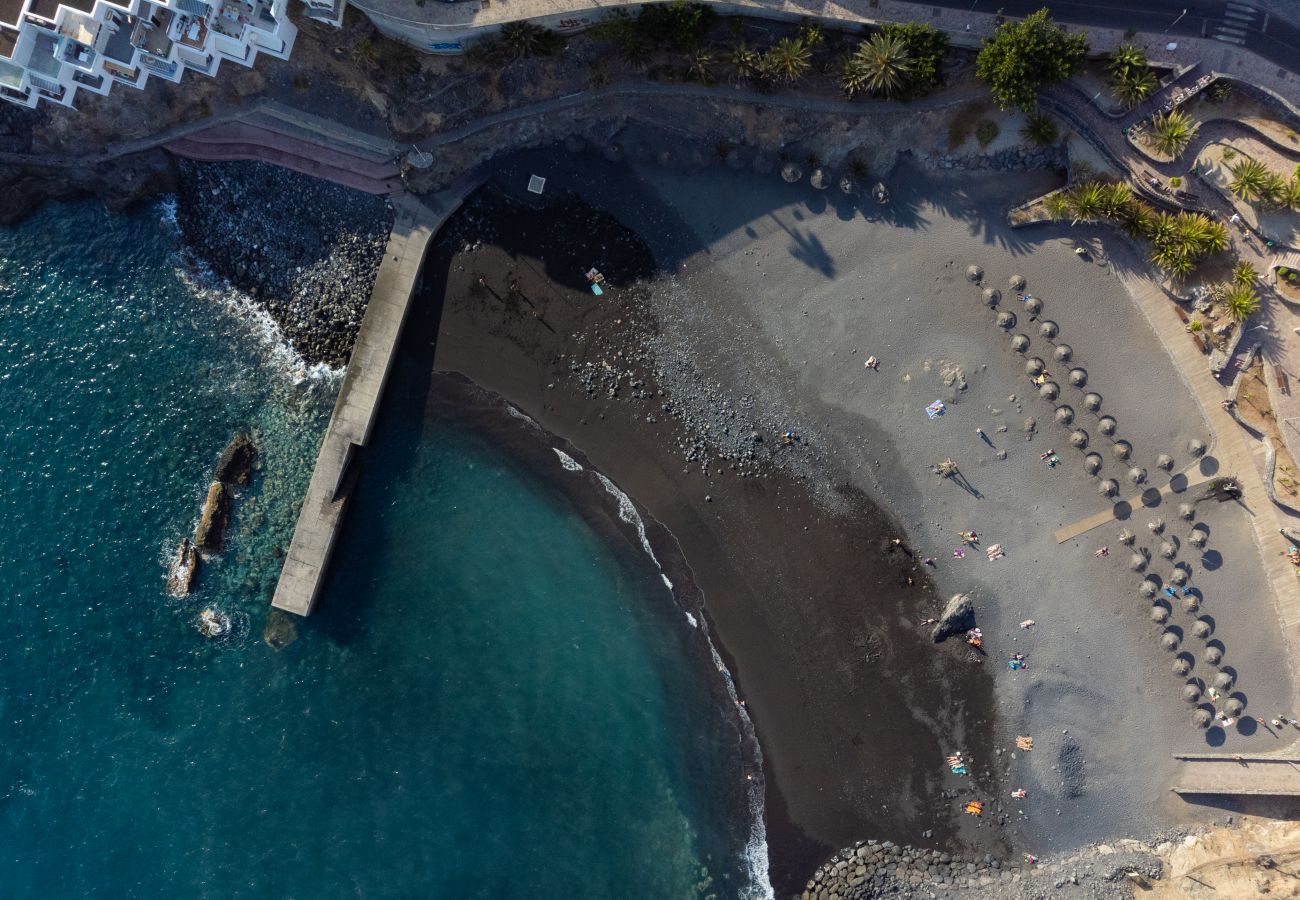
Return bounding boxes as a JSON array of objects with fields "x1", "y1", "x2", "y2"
[{"x1": 768, "y1": 211, "x2": 836, "y2": 277}]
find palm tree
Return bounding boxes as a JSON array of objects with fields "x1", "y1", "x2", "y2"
[
  {"x1": 1101, "y1": 182, "x2": 1133, "y2": 218},
  {"x1": 1229, "y1": 157, "x2": 1272, "y2": 202},
  {"x1": 1222, "y1": 282, "x2": 1261, "y2": 322},
  {"x1": 726, "y1": 41, "x2": 760, "y2": 83},
  {"x1": 1277, "y1": 177, "x2": 1300, "y2": 211},
  {"x1": 761, "y1": 37, "x2": 812, "y2": 84},
  {"x1": 621, "y1": 36, "x2": 652, "y2": 69},
  {"x1": 1045, "y1": 194, "x2": 1070, "y2": 220},
  {"x1": 1150, "y1": 211, "x2": 1178, "y2": 245},
  {"x1": 840, "y1": 55, "x2": 870, "y2": 98},
  {"x1": 1150, "y1": 109, "x2": 1199, "y2": 159},
  {"x1": 351, "y1": 38, "x2": 378, "y2": 67},
  {"x1": 1107, "y1": 44, "x2": 1146, "y2": 81},
  {"x1": 1172, "y1": 212, "x2": 1228, "y2": 256},
  {"x1": 1234, "y1": 260, "x2": 1258, "y2": 287},
  {"x1": 1067, "y1": 181, "x2": 1106, "y2": 224},
  {"x1": 1021, "y1": 112, "x2": 1058, "y2": 146},
  {"x1": 1151, "y1": 243, "x2": 1194, "y2": 280},
  {"x1": 848, "y1": 31, "x2": 912, "y2": 97},
  {"x1": 1113, "y1": 70, "x2": 1157, "y2": 110},
  {"x1": 688, "y1": 49, "x2": 714, "y2": 84},
  {"x1": 1263, "y1": 173, "x2": 1288, "y2": 207},
  {"x1": 1119, "y1": 200, "x2": 1157, "y2": 238}
]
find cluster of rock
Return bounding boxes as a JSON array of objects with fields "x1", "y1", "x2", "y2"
[
  {"x1": 918, "y1": 146, "x2": 1066, "y2": 173},
  {"x1": 804, "y1": 838, "x2": 1164, "y2": 900},
  {"x1": 166, "y1": 433, "x2": 258, "y2": 597},
  {"x1": 173, "y1": 159, "x2": 395, "y2": 367}
]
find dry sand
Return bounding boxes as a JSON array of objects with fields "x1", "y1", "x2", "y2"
[{"x1": 419, "y1": 146, "x2": 1296, "y2": 888}]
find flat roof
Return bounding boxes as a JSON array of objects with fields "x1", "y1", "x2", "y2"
[
  {"x1": 0, "y1": 0, "x2": 26, "y2": 27},
  {"x1": 26, "y1": 0, "x2": 127, "y2": 20}
]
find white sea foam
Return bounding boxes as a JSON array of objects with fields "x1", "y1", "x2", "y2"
[
  {"x1": 683, "y1": 609, "x2": 697, "y2": 628},
  {"x1": 660, "y1": 573, "x2": 674, "y2": 592},
  {"x1": 175, "y1": 256, "x2": 342, "y2": 385},
  {"x1": 156, "y1": 196, "x2": 179, "y2": 231},
  {"x1": 553, "y1": 449, "x2": 583, "y2": 472},
  {"x1": 596, "y1": 473, "x2": 661, "y2": 568}
]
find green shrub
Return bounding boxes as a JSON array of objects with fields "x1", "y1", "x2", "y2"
[
  {"x1": 975, "y1": 119, "x2": 999, "y2": 148},
  {"x1": 1170, "y1": 176, "x2": 1182, "y2": 187}
]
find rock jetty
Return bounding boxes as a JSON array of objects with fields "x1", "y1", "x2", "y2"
[
  {"x1": 214, "y1": 432, "x2": 257, "y2": 486},
  {"x1": 803, "y1": 837, "x2": 1164, "y2": 899},
  {"x1": 165, "y1": 537, "x2": 199, "y2": 597}
]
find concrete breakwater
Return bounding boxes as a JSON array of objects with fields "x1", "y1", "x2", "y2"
[{"x1": 271, "y1": 182, "x2": 478, "y2": 617}]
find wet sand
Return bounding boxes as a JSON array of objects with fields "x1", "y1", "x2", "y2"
[{"x1": 405, "y1": 144, "x2": 1293, "y2": 891}]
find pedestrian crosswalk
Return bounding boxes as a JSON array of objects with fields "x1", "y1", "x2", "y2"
[{"x1": 1213, "y1": 1, "x2": 1256, "y2": 46}]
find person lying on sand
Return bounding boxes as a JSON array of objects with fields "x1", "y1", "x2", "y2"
[
  {"x1": 1094, "y1": 547, "x2": 1109, "y2": 557},
  {"x1": 864, "y1": 355, "x2": 880, "y2": 371}
]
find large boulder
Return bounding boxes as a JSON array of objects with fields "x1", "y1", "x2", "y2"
[
  {"x1": 165, "y1": 537, "x2": 199, "y2": 597},
  {"x1": 194, "y1": 481, "x2": 230, "y2": 552},
  {"x1": 932, "y1": 593, "x2": 975, "y2": 643},
  {"x1": 214, "y1": 432, "x2": 258, "y2": 486}
]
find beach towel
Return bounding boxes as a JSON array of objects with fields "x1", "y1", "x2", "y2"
[
  {"x1": 986, "y1": 544, "x2": 1004, "y2": 561},
  {"x1": 1016, "y1": 736, "x2": 1033, "y2": 751},
  {"x1": 926, "y1": 400, "x2": 945, "y2": 419}
]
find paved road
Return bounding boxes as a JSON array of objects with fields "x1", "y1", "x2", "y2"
[{"x1": 896, "y1": 0, "x2": 1300, "y2": 75}]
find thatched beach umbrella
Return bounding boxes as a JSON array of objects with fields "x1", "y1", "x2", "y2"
[
  {"x1": 1204, "y1": 646, "x2": 1223, "y2": 665},
  {"x1": 1012, "y1": 334, "x2": 1030, "y2": 353},
  {"x1": 839, "y1": 175, "x2": 861, "y2": 195},
  {"x1": 1070, "y1": 429, "x2": 1089, "y2": 449},
  {"x1": 1193, "y1": 708, "x2": 1213, "y2": 729},
  {"x1": 1189, "y1": 527, "x2": 1209, "y2": 548},
  {"x1": 1151, "y1": 605, "x2": 1169, "y2": 623},
  {"x1": 1120, "y1": 529, "x2": 1136, "y2": 546},
  {"x1": 1010, "y1": 274, "x2": 1026, "y2": 291},
  {"x1": 1183, "y1": 683, "x2": 1201, "y2": 703},
  {"x1": 1039, "y1": 321, "x2": 1059, "y2": 340},
  {"x1": 1055, "y1": 405, "x2": 1074, "y2": 426},
  {"x1": 1224, "y1": 697, "x2": 1244, "y2": 718},
  {"x1": 997, "y1": 311, "x2": 1017, "y2": 330},
  {"x1": 1183, "y1": 593, "x2": 1200, "y2": 613},
  {"x1": 1160, "y1": 541, "x2": 1177, "y2": 560},
  {"x1": 1149, "y1": 517, "x2": 1165, "y2": 534},
  {"x1": 1039, "y1": 381, "x2": 1059, "y2": 400},
  {"x1": 1129, "y1": 466, "x2": 1147, "y2": 485},
  {"x1": 1129, "y1": 552, "x2": 1147, "y2": 572},
  {"x1": 1169, "y1": 567, "x2": 1189, "y2": 586},
  {"x1": 1099, "y1": 478, "x2": 1119, "y2": 497},
  {"x1": 1161, "y1": 631, "x2": 1180, "y2": 652},
  {"x1": 1099, "y1": 416, "x2": 1117, "y2": 436},
  {"x1": 1112, "y1": 441, "x2": 1133, "y2": 460},
  {"x1": 1188, "y1": 438, "x2": 1207, "y2": 458},
  {"x1": 1191, "y1": 620, "x2": 1212, "y2": 640},
  {"x1": 1084, "y1": 393, "x2": 1103, "y2": 412},
  {"x1": 1053, "y1": 344, "x2": 1072, "y2": 362},
  {"x1": 1026, "y1": 358, "x2": 1045, "y2": 377},
  {"x1": 1025, "y1": 296, "x2": 1044, "y2": 316},
  {"x1": 1178, "y1": 502, "x2": 1195, "y2": 521},
  {"x1": 1213, "y1": 671, "x2": 1234, "y2": 691},
  {"x1": 810, "y1": 168, "x2": 830, "y2": 190},
  {"x1": 983, "y1": 287, "x2": 1002, "y2": 306},
  {"x1": 1174, "y1": 657, "x2": 1192, "y2": 676},
  {"x1": 1139, "y1": 578, "x2": 1157, "y2": 597},
  {"x1": 1085, "y1": 453, "x2": 1104, "y2": 475},
  {"x1": 1156, "y1": 453, "x2": 1174, "y2": 471},
  {"x1": 966, "y1": 264, "x2": 983, "y2": 283},
  {"x1": 1069, "y1": 368, "x2": 1088, "y2": 387},
  {"x1": 781, "y1": 163, "x2": 803, "y2": 183}
]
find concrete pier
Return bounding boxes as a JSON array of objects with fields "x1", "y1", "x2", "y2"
[{"x1": 271, "y1": 187, "x2": 471, "y2": 616}]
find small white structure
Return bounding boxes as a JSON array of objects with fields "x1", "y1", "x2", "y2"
[{"x1": 0, "y1": 0, "x2": 296, "y2": 108}]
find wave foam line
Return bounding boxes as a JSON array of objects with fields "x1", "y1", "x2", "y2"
[
  {"x1": 595, "y1": 473, "x2": 662, "y2": 568},
  {"x1": 553, "y1": 448, "x2": 584, "y2": 472}
]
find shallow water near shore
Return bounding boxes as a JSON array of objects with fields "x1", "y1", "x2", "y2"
[{"x1": 0, "y1": 200, "x2": 765, "y2": 897}]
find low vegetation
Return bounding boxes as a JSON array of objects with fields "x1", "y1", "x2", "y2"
[
  {"x1": 1021, "y1": 112, "x2": 1058, "y2": 146},
  {"x1": 975, "y1": 8, "x2": 1088, "y2": 111},
  {"x1": 1227, "y1": 155, "x2": 1300, "y2": 210}
]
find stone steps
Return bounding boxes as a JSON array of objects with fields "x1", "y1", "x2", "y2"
[{"x1": 164, "y1": 131, "x2": 403, "y2": 196}]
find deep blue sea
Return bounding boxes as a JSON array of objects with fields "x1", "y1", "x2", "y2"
[{"x1": 0, "y1": 200, "x2": 767, "y2": 898}]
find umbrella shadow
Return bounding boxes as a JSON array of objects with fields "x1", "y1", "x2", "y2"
[
  {"x1": 1205, "y1": 724, "x2": 1226, "y2": 747},
  {"x1": 1201, "y1": 549, "x2": 1223, "y2": 571}
]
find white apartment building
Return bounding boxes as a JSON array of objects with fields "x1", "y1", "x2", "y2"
[{"x1": 0, "y1": 0, "x2": 296, "y2": 108}]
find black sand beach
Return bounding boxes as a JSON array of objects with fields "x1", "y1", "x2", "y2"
[{"x1": 402, "y1": 159, "x2": 1009, "y2": 893}]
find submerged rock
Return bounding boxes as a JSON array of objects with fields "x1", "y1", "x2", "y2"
[
  {"x1": 196, "y1": 607, "x2": 232, "y2": 638},
  {"x1": 263, "y1": 609, "x2": 299, "y2": 651},
  {"x1": 166, "y1": 537, "x2": 199, "y2": 597},
  {"x1": 194, "y1": 481, "x2": 230, "y2": 552},
  {"x1": 931, "y1": 593, "x2": 974, "y2": 643},
  {"x1": 214, "y1": 432, "x2": 258, "y2": 486}
]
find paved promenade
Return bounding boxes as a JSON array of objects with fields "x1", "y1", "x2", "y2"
[
  {"x1": 1173, "y1": 753, "x2": 1300, "y2": 796},
  {"x1": 271, "y1": 185, "x2": 474, "y2": 615}
]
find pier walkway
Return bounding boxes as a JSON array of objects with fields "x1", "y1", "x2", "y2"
[
  {"x1": 1173, "y1": 753, "x2": 1300, "y2": 796},
  {"x1": 271, "y1": 184, "x2": 473, "y2": 616}
]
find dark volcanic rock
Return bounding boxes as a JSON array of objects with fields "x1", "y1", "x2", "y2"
[
  {"x1": 214, "y1": 432, "x2": 257, "y2": 486},
  {"x1": 193, "y1": 481, "x2": 230, "y2": 552},
  {"x1": 165, "y1": 537, "x2": 199, "y2": 596},
  {"x1": 931, "y1": 592, "x2": 974, "y2": 643}
]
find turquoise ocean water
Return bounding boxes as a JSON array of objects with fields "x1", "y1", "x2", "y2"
[{"x1": 0, "y1": 201, "x2": 766, "y2": 898}]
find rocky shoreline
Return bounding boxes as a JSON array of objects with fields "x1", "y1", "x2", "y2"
[
  {"x1": 173, "y1": 159, "x2": 394, "y2": 368},
  {"x1": 803, "y1": 836, "x2": 1166, "y2": 899}
]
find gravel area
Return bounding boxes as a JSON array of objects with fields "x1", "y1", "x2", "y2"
[{"x1": 174, "y1": 160, "x2": 394, "y2": 367}]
